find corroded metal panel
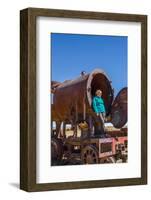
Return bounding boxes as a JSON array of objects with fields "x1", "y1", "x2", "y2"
[
  {"x1": 111, "y1": 87, "x2": 127, "y2": 128},
  {"x1": 51, "y1": 69, "x2": 114, "y2": 123}
]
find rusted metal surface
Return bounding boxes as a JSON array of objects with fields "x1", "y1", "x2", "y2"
[
  {"x1": 81, "y1": 145, "x2": 99, "y2": 164},
  {"x1": 52, "y1": 68, "x2": 114, "y2": 123},
  {"x1": 111, "y1": 87, "x2": 127, "y2": 128},
  {"x1": 51, "y1": 81, "x2": 61, "y2": 93},
  {"x1": 58, "y1": 134, "x2": 127, "y2": 164},
  {"x1": 105, "y1": 127, "x2": 127, "y2": 137}
]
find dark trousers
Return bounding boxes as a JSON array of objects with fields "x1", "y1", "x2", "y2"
[
  {"x1": 98, "y1": 112, "x2": 106, "y2": 124},
  {"x1": 94, "y1": 112, "x2": 106, "y2": 136}
]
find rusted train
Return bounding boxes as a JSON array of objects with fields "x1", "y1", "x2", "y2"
[{"x1": 51, "y1": 69, "x2": 127, "y2": 165}]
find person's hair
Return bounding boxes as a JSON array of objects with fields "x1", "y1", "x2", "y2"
[{"x1": 95, "y1": 89, "x2": 102, "y2": 96}]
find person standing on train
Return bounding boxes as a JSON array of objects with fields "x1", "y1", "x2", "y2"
[{"x1": 92, "y1": 90, "x2": 106, "y2": 135}]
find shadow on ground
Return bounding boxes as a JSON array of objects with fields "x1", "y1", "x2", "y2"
[{"x1": 9, "y1": 183, "x2": 19, "y2": 189}]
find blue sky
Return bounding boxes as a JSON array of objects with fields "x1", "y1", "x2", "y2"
[{"x1": 51, "y1": 33, "x2": 127, "y2": 95}]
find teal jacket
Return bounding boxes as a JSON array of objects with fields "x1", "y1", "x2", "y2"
[{"x1": 92, "y1": 96, "x2": 106, "y2": 113}]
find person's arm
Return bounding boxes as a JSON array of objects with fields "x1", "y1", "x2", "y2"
[{"x1": 92, "y1": 97, "x2": 98, "y2": 114}]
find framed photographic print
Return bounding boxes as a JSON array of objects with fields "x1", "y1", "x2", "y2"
[{"x1": 20, "y1": 8, "x2": 147, "y2": 191}]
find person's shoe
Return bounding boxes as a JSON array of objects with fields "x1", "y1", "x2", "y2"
[
  {"x1": 105, "y1": 133, "x2": 111, "y2": 138},
  {"x1": 100, "y1": 134, "x2": 106, "y2": 138}
]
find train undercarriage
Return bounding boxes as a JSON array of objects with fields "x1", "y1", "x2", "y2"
[{"x1": 51, "y1": 127, "x2": 127, "y2": 166}]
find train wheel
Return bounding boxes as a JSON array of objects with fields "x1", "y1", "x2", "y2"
[
  {"x1": 81, "y1": 145, "x2": 99, "y2": 164},
  {"x1": 100, "y1": 156, "x2": 116, "y2": 163},
  {"x1": 51, "y1": 137, "x2": 63, "y2": 165}
]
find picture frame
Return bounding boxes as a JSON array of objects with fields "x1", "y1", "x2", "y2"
[{"x1": 20, "y1": 7, "x2": 147, "y2": 192}]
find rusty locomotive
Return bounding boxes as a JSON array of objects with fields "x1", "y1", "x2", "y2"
[{"x1": 51, "y1": 69, "x2": 127, "y2": 165}]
